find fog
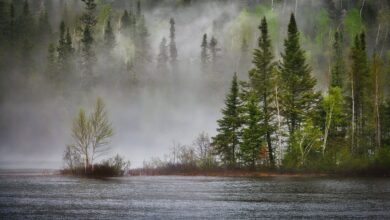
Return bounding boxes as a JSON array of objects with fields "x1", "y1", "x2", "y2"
[{"x1": 0, "y1": 0, "x2": 388, "y2": 169}]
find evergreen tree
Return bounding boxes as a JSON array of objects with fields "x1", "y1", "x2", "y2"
[
  {"x1": 279, "y1": 14, "x2": 320, "y2": 143},
  {"x1": 121, "y1": 10, "x2": 135, "y2": 37},
  {"x1": 134, "y1": 5, "x2": 149, "y2": 68},
  {"x1": 200, "y1": 33, "x2": 209, "y2": 68},
  {"x1": 37, "y1": 7, "x2": 51, "y2": 41},
  {"x1": 104, "y1": 18, "x2": 115, "y2": 49},
  {"x1": 136, "y1": 1, "x2": 141, "y2": 19},
  {"x1": 0, "y1": 1, "x2": 8, "y2": 42},
  {"x1": 80, "y1": 0, "x2": 97, "y2": 87},
  {"x1": 249, "y1": 17, "x2": 276, "y2": 166},
  {"x1": 46, "y1": 43, "x2": 57, "y2": 81},
  {"x1": 324, "y1": 30, "x2": 348, "y2": 164},
  {"x1": 169, "y1": 18, "x2": 178, "y2": 64},
  {"x1": 371, "y1": 54, "x2": 383, "y2": 149},
  {"x1": 240, "y1": 88, "x2": 264, "y2": 169},
  {"x1": 19, "y1": 0, "x2": 34, "y2": 37},
  {"x1": 209, "y1": 36, "x2": 218, "y2": 64},
  {"x1": 331, "y1": 31, "x2": 346, "y2": 88},
  {"x1": 157, "y1": 37, "x2": 168, "y2": 71},
  {"x1": 121, "y1": 10, "x2": 130, "y2": 30},
  {"x1": 212, "y1": 73, "x2": 241, "y2": 167},
  {"x1": 57, "y1": 21, "x2": 74, "y2": 81},
  {"x1": 349, "y1": 32, "x2": 372, "y2": 155}
]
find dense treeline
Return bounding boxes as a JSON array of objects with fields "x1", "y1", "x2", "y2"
[
  {"x1": 0, "y1": 0, "x2": 390, "y2": 173},
  {"x1": 212, "y1": 14, "x2": 390, "y2": 173}
]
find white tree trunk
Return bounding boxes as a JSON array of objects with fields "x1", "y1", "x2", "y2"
[
  {"x1": 274, "y1": 84, "x2": 283, "y2": 166},
  {"x1": 323, "y1": 103, "x2": 334, "y2": 155},
  {"x1": 376, "y1": 24, "x2": 381, "y2": 49},
  {"x1": 360, "y1": 0, "x2": 365, "y2": 18}
]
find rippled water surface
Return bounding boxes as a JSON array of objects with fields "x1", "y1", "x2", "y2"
[{"x1": 1, "y1": 175, "x2": 390, "y2": 219}]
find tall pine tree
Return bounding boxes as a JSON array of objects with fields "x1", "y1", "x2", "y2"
[
  {"x1": 279, "y1": 14, "x2": 319, "y2": 144},
  {"x1": 169, "y1": 18, "x2": 177, "y2": 64},
  {"x1": 104, "y1": 18, "x2": 115, "y2": 50},
  {"x1": 349, "y1": 32, "x2": 372, "y2": 155},
  {"x1": 239, "y1": 87, "x2": 264, "y2": 169},
  {"x1": 157, "y1": 37, "x2": 168, "y2": 72},
  {"x1": 212, "y1": 73, "x2": 241, "y2": 167},
  {"x1": 80, "y1": 0, "x2": 97, "y2": 87},
  {"x1": 201, "y1": 33, "x2": 209, "y2": 69},
  {"x1": 249, "y1": 17, "x2": 276, "y2": 166}
]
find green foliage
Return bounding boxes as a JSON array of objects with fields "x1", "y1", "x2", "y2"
[
  {"x1": 279, "y1": 14, "x2": 320, "y2": 135},
  {"x1": 212, "y1": 73, "x2": 241, "y2": 167},
  {"x1": 227, "y1": 5, "x2": 278, "y2": 52},
  {"x1": 283, "y1": 119, "x2": 322, "y2": 168},
  {"x1": 314, "y1": 9, "x2": 330, "y2": 47},
  {"x1": 322, "y1": 87, "x2": 345, "y2": 158},
  {"x1": 344, "y1": 9, "x2": 365, "y2": 42},
  {"x1": 239, "y1": 90, "x2": 264, "y2": 168},
  {"x1": 249, "y1": 17, "x2": 276, "y2": 166},
  {"x1": 66, "y1": 98, "x2": 114, "y2": 173},
  {"x1": 331, "y1": 31, "x2": 346, "y2": 88},
  {"x1": 350, "y1": 33, "x2": 373, "y2": 155},
  {"x1": 81, "y1": 0, "x2": 98, "y2": 85}
]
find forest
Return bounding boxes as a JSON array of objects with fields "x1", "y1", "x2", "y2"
[{"x1": 0, "y1": 0, "x2": 390, "y2": 175}]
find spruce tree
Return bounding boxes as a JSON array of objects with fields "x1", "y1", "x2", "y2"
[
  {"x1": 279, "y1": 14, "x2": 319, "y2": 142},
  {"x1": 349, "y1": 32, "x2": 372, "y2": 155},
  {"x1": 324, "y1": 30, "x2": 348, "y2": 162},
  {"x1": 240, "y1": 88, "x2": 264, "y2": 169},
  {"x1": 212, "y1": 73, "x2": 241, "y2": 167},
  {"x1": 209, "y1": 36, "x2": 218, "y2": 64},
  {"x1": 37, "y1": 7, "x2": 51, "y2": 42},
  {"x1": 0, "y1": 1, "x2": 8, "y2": 42},
  {"x1": 57, "y1": 21, "x2": 74, "y2": 81},
  {"x1": 249, "y1": 17, "x2": 276, "y2": 166},
  {"x1": 8, "y1": 3, "x2": 15, "y2": 42},
  {"x1": 331, "y1": 31, "x2": 346, "y2": 88},
  {"x1": 201, "y1": 33, "x2": 209, "y2": 68},
  {"x1": 80, "y1": 0, "x2": 97, "y2": 87},
  {"x1": 135, "y1": 14, "x2": 149, "y2": 65},
  {"x1": 104, "y1": 18, "x2": 115, "y2": 49},
  {"x1": 157, "y1": 37, "x2": 168, "y2": 72},
  {"x1": 19, "y1": 0, "x2": 34, "y2": 38},
  {"x1": 169, "y1": 18, "x2": 178, "y2": 64},
  {"x1": 121, "y1": 10, "x2": 135, "y2": 37},
  {"x1": 121, "y1": 10, "x2": 130, "y2": 30},
  {"x1": 46, "y1": 43, "x2": 57, "y2": 81}
]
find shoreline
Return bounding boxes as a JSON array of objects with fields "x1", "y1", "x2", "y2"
[{"x1": 1, "y1": 168, "x2": 388, "y2": 178}]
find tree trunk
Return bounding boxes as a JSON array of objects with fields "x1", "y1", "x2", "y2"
[
  {"x1": 360, "y1": 0, "x2": 365, "y2": 18},
  {"x1": 323, "y1": 103, "x2": 334, "y2": 155},
  {"x1": 375, "y1": 24, "x2": 381, "y2": 50},
  {"x1": 351, "y1": 74, "x2": 356, "y2": 153},
  {"x1": 375, "y1": 62, "x2": 381, "y2": 148},
  {"x1": 274, "y1": 84, "x2": 283, "y2": 166}
]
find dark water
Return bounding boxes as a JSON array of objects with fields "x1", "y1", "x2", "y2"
[{"x1": 1, "y1": 175, "x2": 390, "y2": 219}]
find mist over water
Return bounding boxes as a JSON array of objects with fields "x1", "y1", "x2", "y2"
[{"x1": 0, "y1": 0, "x2": 389, "y2": 169}]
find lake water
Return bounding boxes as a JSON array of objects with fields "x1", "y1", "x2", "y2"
[{"x1": 1, "y1": 175, "x2": 390, "y2": 219}]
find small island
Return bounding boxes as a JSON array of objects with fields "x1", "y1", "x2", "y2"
[{"x1": 61, "y1": 98, "x2": 130, "y2": 177}]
